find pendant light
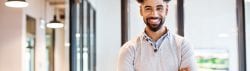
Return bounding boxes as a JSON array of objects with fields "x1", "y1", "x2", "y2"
[
  {"x1": 47, "y1": 15, "x2": 64, "y2": 28},
  {"x1": 5, "y1": 0, "x2": 29, "y2": 8},
  {"x1": 46, "y1": 0, "x2": 64, "y2": 28}
]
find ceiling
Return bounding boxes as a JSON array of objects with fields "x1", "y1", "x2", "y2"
[{"x1": 48, "y1": 0, "x2": 65, "y2": 9}]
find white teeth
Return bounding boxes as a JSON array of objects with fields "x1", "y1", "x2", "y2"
[{"x1": 150, "y1": 19, "x2": 159, "y2": 23}]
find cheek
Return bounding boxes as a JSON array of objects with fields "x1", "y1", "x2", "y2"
[
  {"x1": 159, "y1": 11, "x2": 167, "y2": 17},
  {"x1": 141, "y1": 12, "x2": 149, "y2": 17},
  {"x1": 141, "y1": 14, "x2": 149, "y2": 20},
  {"x1": 162, "y1": 13, "x2": 167, "y2": 16}
]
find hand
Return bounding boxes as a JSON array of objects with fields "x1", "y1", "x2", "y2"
[{"x1": 179, "y1": 67, "x2": 190, "y2": 71}]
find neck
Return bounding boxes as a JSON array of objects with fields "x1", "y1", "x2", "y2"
[{"x1": 145, "y1": 26, "x2": 168, "y2": 42}]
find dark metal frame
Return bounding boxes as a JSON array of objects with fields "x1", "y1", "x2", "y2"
[
  {"x1": 87, "y1": 2, "x2": 91, "y2": 71},
  {"x1": 80, "y1": 0, "x2": 84, "y2": 71},
  {"x1": 236, "y1": 0, "x2": 246, "y2": 71},
  {"x1": 87, "y1": 3, "x2": 97, "y2": 71},
  {"x1": 93, "y1": 9, "x2": 97, "y2": 71},
  {"x1": 69, "y1": 0, "x2": 77, "y2": 71},
  {"x1": 121, "y1": 0, "x2": 128, "y2": 45},
  {"x1": 177, "y1": 0, "x2": 184, "y2": 36}
]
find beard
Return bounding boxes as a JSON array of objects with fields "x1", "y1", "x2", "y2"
[{"x1": 144, "y1": 17, "x2": 165, "y2": 32}]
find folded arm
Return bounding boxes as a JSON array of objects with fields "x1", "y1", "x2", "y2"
[
  {"x1": 117, "y1": 43, "x2": 135, "y2": 71},
  {"x1": 179, "y1": 40, "x2": 197, "y2": 71}
]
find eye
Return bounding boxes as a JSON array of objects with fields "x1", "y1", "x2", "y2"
[
  {"x1": 145, "y1": 7, "x2": 152, "y2": 11},
  {"x1": 156, "y1": 7, "x2": 163, "y2": 11}
]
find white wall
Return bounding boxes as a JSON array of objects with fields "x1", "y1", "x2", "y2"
[
  {"x1": 63, "y1": 0, "x2": 70, "y2": 71},
  {"x1": 0, "y1": 1, "x2": 24, "y2": 71},
  {"x1": 127, "y1": 0, "x2": 145, "y2": 39},
  {"x1": 55, "y1": 28, "x2": 67, "y2": 71},
  {"x1": 95, "y1": 0, "x2": 121, "y2": 71},
  {"x1": 246, "y1": 2, "x2": 250, "y2": 71}
]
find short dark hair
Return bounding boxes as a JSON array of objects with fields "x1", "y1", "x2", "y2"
[{"x1": 137, "y1": 0, "x2": 171, "y2": 3}]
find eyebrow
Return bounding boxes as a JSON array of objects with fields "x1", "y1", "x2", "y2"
[
  {"x1": 156, "y1": 5, "x2": 163, "y2": 8},
  {"x1": 144, "y1": 6, "x2": 151, "y2": 8},
  {"x1": 144, "y1": 5, "x2": 163, "y2": 8}
]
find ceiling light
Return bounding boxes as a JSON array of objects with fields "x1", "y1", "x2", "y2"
[
  {"x1": 5, "y1": 0, "x2": 28, "y2": 8},
  {"x1": 47, "y1": 15, "x2": 64, "y2": 28}
]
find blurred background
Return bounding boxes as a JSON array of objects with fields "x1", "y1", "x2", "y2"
[{"x1": 0, "y1": 0, "x2": 249, "y2": 71}]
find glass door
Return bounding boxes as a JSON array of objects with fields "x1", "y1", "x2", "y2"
[
  {"x1": 26, "y1": 15, "x2": 36, "y2": 71},
  {"x1": 184, "y1": 0, "x2": 238, "y2": 71}
]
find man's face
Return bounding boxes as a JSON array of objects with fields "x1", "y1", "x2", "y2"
[{"x1": 140, "y1": 0, "x2": 168, "y2": 32}]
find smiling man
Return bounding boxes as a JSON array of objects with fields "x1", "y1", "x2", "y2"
[{"x1": 117, "y1": 0, "x2": 197, "y2": 71}]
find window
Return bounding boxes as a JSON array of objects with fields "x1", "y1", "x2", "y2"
[{"x1": 70, "y1": 0, "x2": 96, "y2": 71}]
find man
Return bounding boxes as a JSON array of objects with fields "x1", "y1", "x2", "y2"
[{"x1": 117, "y1": 0, "x2": 197, "y2": 71}]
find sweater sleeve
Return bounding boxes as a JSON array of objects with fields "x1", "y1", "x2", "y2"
[
  {"x1": 180, "y1": 39, "x2": 198, "y2": 71},
  {"x1": 117, "y1": 42, "x2": 135, "y2": 71}
]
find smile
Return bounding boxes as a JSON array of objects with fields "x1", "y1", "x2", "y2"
[{"x1": 148, "y1": 19, "x2": 160, "y2": 24}]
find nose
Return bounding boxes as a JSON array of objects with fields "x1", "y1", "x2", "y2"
[{"x1": 150, "y1": 10, "x2": 159, "y2": 17}]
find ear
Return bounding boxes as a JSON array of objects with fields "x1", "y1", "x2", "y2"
[
  {"x1": 140, "y1": 5, "x2": 143, "y2": 16},
  {"x1": 165, "y1": 4, "x2": 169, "y2": 16}
]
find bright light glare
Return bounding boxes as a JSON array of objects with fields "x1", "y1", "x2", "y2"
[
  {"x1": 46, "y1": 23, "x2": 64, "y2": 28},
  {"x1": 246, "y1": 0, "x2": 250, "y2": 2},
  {"x1": 5, "y1": 1, "x2": 28, "y2": 8}
]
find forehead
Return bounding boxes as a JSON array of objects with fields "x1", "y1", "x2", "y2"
[{"x1": 141, "y1": 0, "x2": 166, "y2": 6}]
